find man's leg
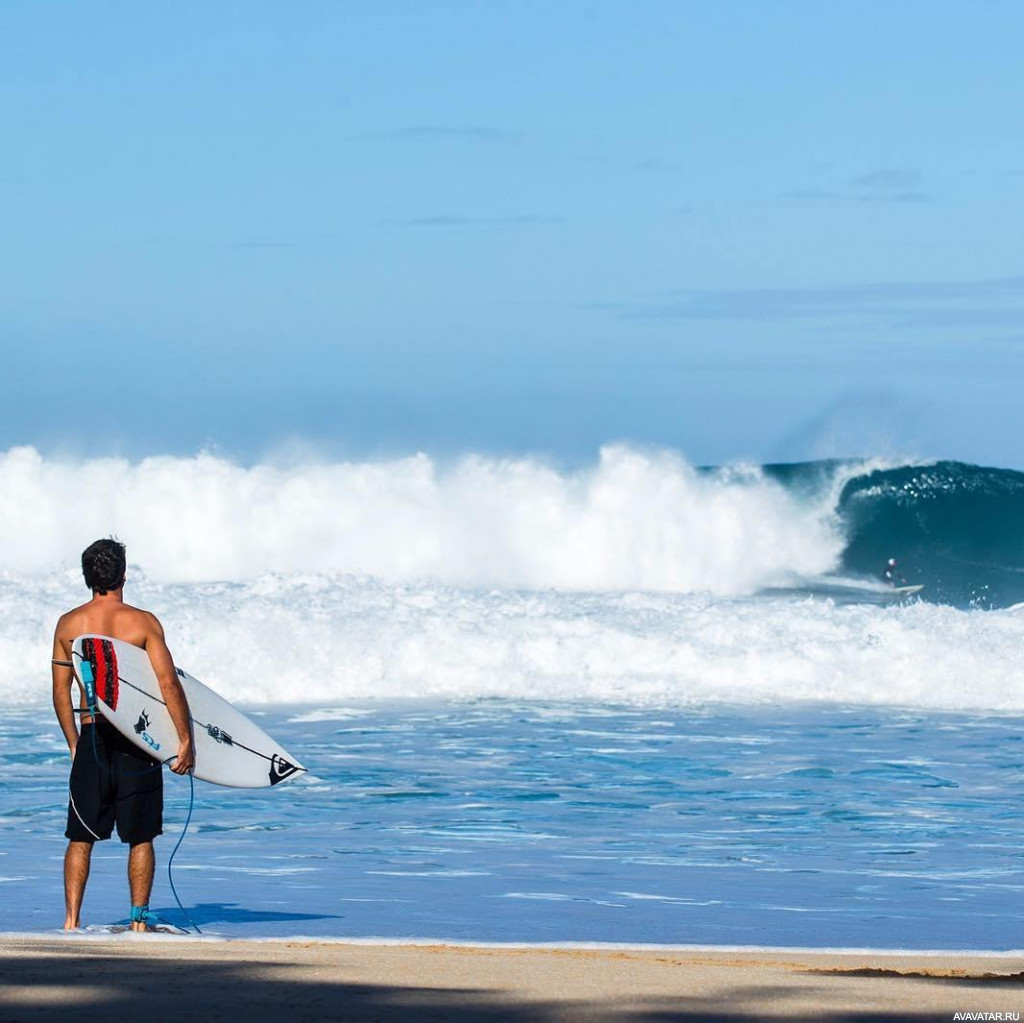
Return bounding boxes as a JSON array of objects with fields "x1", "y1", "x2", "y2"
[
  {"x1": 128, "y1": 841, "x2": 155, "y2": 931},
  {"x1": 64, "y1": 840, "x2": 93, "y2": 930}
]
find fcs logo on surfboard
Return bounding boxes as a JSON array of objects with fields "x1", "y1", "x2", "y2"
[
  {"x1": 132, "y1": 710, "x2": 161, "y2": 751},
  {"x1": 269, "y1": 754, "x2": 299, "y2": 786}
]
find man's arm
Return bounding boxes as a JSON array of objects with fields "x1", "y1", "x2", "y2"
[
  {"x1": 51, "y1": 620, "x2": 79, "y2": 759},
  {"x1": 144, "y1": 614, "x2": 195, "y2": 775}
]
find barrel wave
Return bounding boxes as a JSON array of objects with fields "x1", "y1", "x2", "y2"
[{"x1": 834, "y1": 460, "x2": 1024, "y2": 609}]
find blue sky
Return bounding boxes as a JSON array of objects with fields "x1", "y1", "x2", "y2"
[{"x1": 3, "y1": 1, "x2": 1023, "y2": 466}]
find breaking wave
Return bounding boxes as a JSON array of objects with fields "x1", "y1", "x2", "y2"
[
  {"x1": 0, "y1": 444, "x2": 848, "y2": 594},
  {"x1": 3, "y1": 445, "x2": 1023, "y2": 710}
]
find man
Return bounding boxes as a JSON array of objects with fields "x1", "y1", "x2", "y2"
[
  {"x1": 882, "y1": 557, "x2": 905, "y2": 587},
  {"x1": 52, "y1": 538, "x2": 194, "y2": 931}
]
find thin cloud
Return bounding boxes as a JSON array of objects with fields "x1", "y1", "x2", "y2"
[
  {"x1": 598, "y1": 277, "x2": 1024, "y2": 330},
  {"x1": 782, "y1": 187, "x2": 929, "y2": 204},
  {"x1": 851, "y1": 168, "x2": 924, "y2": 190},
  {"x1": 217, "y1": 240, "x2": 302, "y2": 250},
  {"x1": 781, "y1": 187, "x2": 841, "y2": 201},
  {"x1": 633, "y1": 157, "x2": 687, "y2": 173},
  {"x1": 404, "y1": 214, "x2": 564, "y2": 228},
  {"x1": 784, "y1": 168, "x2": 930, "y2": 204},
  {"x1": 353, "y1": 125, "x2": 514, "y2": 143},
  {"x1": 853, "y1": 191, "x2": 929, "y2": 204}
]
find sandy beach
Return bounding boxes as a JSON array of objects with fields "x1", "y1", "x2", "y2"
[{"x1": 1, "y1": 937, "x2": 1021, "y2": 1021}]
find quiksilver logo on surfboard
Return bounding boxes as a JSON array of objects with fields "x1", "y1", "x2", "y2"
[{"x1": 269, "y1": 754, "x2": 299, "y2": 785}]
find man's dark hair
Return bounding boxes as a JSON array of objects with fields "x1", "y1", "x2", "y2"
[{"x1": 81, "y1": 538, "x2": 127, "y2": 594}]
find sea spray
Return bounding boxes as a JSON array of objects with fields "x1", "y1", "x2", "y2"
[{"x1": 0, "y1": 445, "x2": 844, "y2": 592}]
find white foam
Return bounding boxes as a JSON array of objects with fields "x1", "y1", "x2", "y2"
[
  {"x1": 1, "y1": 931, "x2": 1021, "y2": 955},
  {"x1": 4, "y1": 570, "x2": 1024, "y2": 711},
  {"x1": 139, "y1": 935, "x2": 1024, "y2": 956},
  {"x1": 5, "y1": 444, "x2": 1004, "y2": 713},
  {"x1": 0, "y1": 444, "x2": 846, "y2": 593},
  {"x1": 287, "y1": 708, "x2": 374, "y2": 723}
]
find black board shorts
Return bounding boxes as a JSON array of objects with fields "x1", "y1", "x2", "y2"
[{"x1": 66, "y1": 721, "x2": 163, "y2": 845}]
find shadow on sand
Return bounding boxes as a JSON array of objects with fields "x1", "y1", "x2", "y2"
[{"x1": 0, "y1": 943, "x2": 992, "y2": 1022}]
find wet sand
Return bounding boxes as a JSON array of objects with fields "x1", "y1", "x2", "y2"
[{"x1": 1, "y1": 937, "x2": 1021, "y2": 1021}]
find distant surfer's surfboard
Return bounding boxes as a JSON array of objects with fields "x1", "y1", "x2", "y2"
[
  {"x1": 890, "y1": 584, "x2": 924, "y2": 596},
  {"x1": 72, "y1": 635, "x2": 306, "y2": 789}
]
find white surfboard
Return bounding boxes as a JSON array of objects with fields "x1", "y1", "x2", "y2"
[
  {"x1": 72, "y1": 635, "x2": 306, "y2": 789},
  {"x1": 891, "y1": 584, "x2": 924, "y2": 596}
]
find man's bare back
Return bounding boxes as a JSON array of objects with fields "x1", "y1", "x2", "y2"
[{"x1": 53, "y1": 598, "x2": 194, "y2": 774}]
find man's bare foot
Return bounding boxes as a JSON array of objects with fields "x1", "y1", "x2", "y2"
[
  {"x1": 63, "y1": 918, "x2": 80, "y2": 931},
  {"x1": 129, "y1": 920, "x2": 153, "y2": 933}
]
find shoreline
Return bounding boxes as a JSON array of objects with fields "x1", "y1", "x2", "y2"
[
  {"x1": 5, "y1": 930, "x2": 1024, "y2": 958},
  {"x1": 2, "y1": 935, "x2": 1021, "y2": 1021}
]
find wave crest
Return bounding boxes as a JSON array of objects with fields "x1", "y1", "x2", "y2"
[{"x1": 0, "y1": 445, "x2": 844, "y2": 594}]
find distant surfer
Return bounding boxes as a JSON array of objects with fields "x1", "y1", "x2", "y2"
[
  {"x1": 51, "y1": 538, "x2": 194, "y2": 931},
  {"x1": 882, "y1": 557, "x2": 905, "y2": 588}
]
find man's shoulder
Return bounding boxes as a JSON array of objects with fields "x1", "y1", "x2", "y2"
[
  {"x1": 120, "y1": 604, "x2": 162, "y2": 629},
  {"x1": 121, "y1": 606, "x2": 165, "y2": 644},
  {"x1": 56, "y1": 603, "x2": 91, "y2": 630},
  {"x1": 119, "y1": 601, "x2": 155, "y2": 617}
]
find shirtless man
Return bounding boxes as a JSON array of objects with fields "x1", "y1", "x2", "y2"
[{"x1": 52, "y1": 538, "x2": 194, "y2": 931}]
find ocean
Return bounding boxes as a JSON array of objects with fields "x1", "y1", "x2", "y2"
[{"x1": 1, "y1": 445, "x2": 1022, "y2": 948}]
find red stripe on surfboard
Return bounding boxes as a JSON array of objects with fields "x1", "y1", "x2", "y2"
[
  {"x1": 103, "y1": 640, "x2": 119, "y2": 710},
  {"x1": 88, "y1": 638, "x2": 119, "y2": 711},
  {"x1": 92, "y1": 639, "x2": 107, "y2": 706}
]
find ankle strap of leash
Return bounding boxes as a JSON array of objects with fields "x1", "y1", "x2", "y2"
[{"x1": 130, "y1": 904, "x2": 155, "y2": 925}]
